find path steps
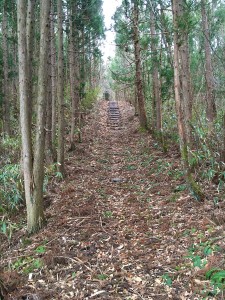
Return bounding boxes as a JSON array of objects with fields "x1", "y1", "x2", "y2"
[{"x1": 107, "y1": 101, "x2": 122, "y2": 130}]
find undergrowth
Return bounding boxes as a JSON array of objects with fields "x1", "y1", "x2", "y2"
[{"x1": 81, "y1": 87, "x2": 100, "y2": 111}]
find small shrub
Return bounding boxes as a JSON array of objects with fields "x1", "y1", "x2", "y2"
[
  {"x1": 11, "y1": 257, "x2": 43, "y2": 274},
  {"x1": 81, "y1": 87, "x2": 100, "y2": 111},
  {"x1": 0, "y1": 164, "x2": 24, "y2": 210},
  {"x1": 0, "y1": 136, "x2": 21, "y2": 164}
]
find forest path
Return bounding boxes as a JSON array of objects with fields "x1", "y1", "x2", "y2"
[{"x1": 3, "y1": 101, "x2": 223, "y2": 300}]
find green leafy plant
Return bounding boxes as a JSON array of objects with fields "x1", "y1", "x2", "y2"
[
  {"x1": 205, "y1": 269, "x2": 225, "y2": 295},
  {"x1": 125, "y1": 165, "x2": 137, "y2": 170},
  {"x1": 55, "y1": 171, "x2": 63, "y2": 179},
  {"x1": 81, "y1": 87, "x2": 100, "y2": 111},
  {"x1": 174, "y1": 184, "x2": 187, "y2": 192},
  {"x1": 103, "y1": 211, "x2": 113, "y2": 218},
  {"x1": 11, "y1": 257, "x2": 43, "y2": 274},
  {"x1": 0, "y1": 219, "x2": 18, "y2": 240},
  {"x1": 0, "y1": 164, "x2": 24, "y2": 210},
  {"x1": 35, "y1": 245, "x2": 46, "y2": 254},
  {"x1": 1, "y1": 136, "x2": 21, "y2": 163},
  {"x1": 162, "y1": 273, "x2": 173, "y2": 286},
  {"x1": 97, "y1": 274, "x2": 108, "y2": 280}
]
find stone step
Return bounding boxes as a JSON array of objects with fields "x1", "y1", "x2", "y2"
[{"x1": 107, "y1": 101, "x2": 122, "y2": 130}]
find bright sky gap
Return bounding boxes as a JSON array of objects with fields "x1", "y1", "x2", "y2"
[{"x1": 101, "y1": 0, "x2": 122, "y2": 62}]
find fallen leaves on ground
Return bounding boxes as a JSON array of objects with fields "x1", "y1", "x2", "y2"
[{"x1": 0, "y1": 100, "x2": 224, "y2": 300}]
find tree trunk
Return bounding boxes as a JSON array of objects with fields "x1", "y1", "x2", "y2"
[
  {"x1": 50, "y1": 1, "x2": 57, "y2": 160},
  {"x1": 45, "y1": 41, "x2": 54, "y2": 163},
  {"x1": 172, "y1": 0, "x2": 203, "y2": 201},
  {"x1": 174, "y1": 0, "x2": 192, "y2": 145},
  {"x1": 17, "y1": 0, "x2": 34, "y2": 231},
  {"x1": 150, "y1": 3, "x2": 162, "y2": 133},
  {"x1": 31, "y1": 0, "x2": 51, "y2": 233},
  {"x1": 69, "y1": 1, "x2": 80, "y2": 150},
  {"x1": 2, "y1": 1, "x2": 11, "y2": 136},
  {"x1": 26, "y1": 0, "x2": 35, "y2": 135},
  {"x1": 173, "y1": 1, "x2": 186, "y2": 150},
  {"x1": 201, "y1": 0, "x2": 216, "y2": 127},
  {"x1": 57, "y1": 0, "x2": 65, "y2": 175},
  {"x1": 132, "y1": 0, "x2": 148, "y2": 129}
]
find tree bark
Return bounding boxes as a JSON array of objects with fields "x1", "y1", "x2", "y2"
[
  {"x1": 132, "y1": 0, "x2": 148, "y2": 129},
  {"x1": 172, "y1": 0, "x2": 203, "y2": 200},
  {"x1": 57, "y1": 0, "x2": 65, "y2": 175},
  {"x1": 17, "y1": 0, "x2": 34, "y2": 231},
  {"x1": 50, "y1": 1, "x2": 57, "y2": 160},
  {"x1": 201, "y1": 0, "x2": 216, "y2": 126},
  {"x1": 31, "y1": 0, "x2": 51, "y2": 232},
  {"x1": 69, "y1": 1, "x2": 80, "y2": 150},
  {"x1": 26, "y1": 0, "x2": 35, "y2": 134},
  {"x1": 174, "y1": 0, "x2": 192, "y2": 145},
  {"x1": 2, "y1": 1, "x2": 11, "y2": 136},
  {"x1": 150, "y1": 3, "x2": 162, "y2": 133},
  {"x1": 45, "y1": 39, "x2": 54, "y2": 163}
]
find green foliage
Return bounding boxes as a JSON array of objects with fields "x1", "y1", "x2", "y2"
[
  {"x1": 174, "y1": 184, "x2": 187, "y2": 192},
  {"x1": 0, "y1": 164, "x2": 24, "y2": 210},
  {"x1": 168, "y1": 169, "x2": 184, "y2": 180},
  {"x1": 138, "y1": 126, "x2": 148, "y2": 133},
  {"x1": 81, "y1": 87, "x2": 100, "y2": 111},
  {"x1": 0, "y1": 219, "x2": 18, "y2": 240},
  {"x1": 97, "y1": 274, "x2": 108, "y2": 280},
  {"x1": 103, "y1": 210, "x2": 113, "y2": 218},
  {"x1": 44, "y1": 163, "x2": 64, "y2": 186},
  {"x1": 1, "y1": 136, "x2": 21, "y2": 164},
  {"x1": 162, "y1": 273, "x2": 173, "y2": 286},
  {"x1": 184, "y1": 240, "x2": 224, "y2": 295},
  {"x1": 125, "y1": 165, "x2": 137, "y2": 170},
  {"x1": 35, "y1": 245, "x2": 46, "y2": 254},
  {"x1": 168, "y1": 193, "x2": 180, "y2": 202},
  {"x1": 206, "y1": 269, "x2": 225, "y2": 286},
  {"x1": 11, "y1": 256, "x2": 43, "y2": 274}
]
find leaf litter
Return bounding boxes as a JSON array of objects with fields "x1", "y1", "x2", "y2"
[{"x1": 0, "y1": 100, "x2": 224, "y2": 300}]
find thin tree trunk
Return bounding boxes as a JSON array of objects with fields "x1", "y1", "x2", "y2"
[
  {"x1": 69, "y1": 1, "x2": 79, "y2": 150},
  {"x1": 150, "y1": 4, "x2": 162, "y2": 133},
  {"x1": 26, "y1": 0, "x2": 35, "y2": 134},
  {"x1": 173, "y1": 2, "x2": 185, "y2": 150},
  {"x1": 17, "y1": 0, "x2": 34, "y2": 231},
  {"x1": 159, "y1": 0, "x2": 174, "y2": 69},
  {"x1": 175, "y1": 0, "x2": 192, "y2": 145},
  {"x1": 57, "y1": 0, "x2": 65, "y2": 175},
  {"x1": 201, "y1": 0, "x2": 216, "y2": 126},
  {"x1": 45, "y1": 42, "x2": 53, "y2": 163},
  {"x1": 2, "y1": 1, "x2": 10, "y2": 135},
  {"x1": 132, "y1": 0, "x2": 148, "y2": 129},
  {"x1": 50, "y1": 1, "x2": 57, "y2": 160}
]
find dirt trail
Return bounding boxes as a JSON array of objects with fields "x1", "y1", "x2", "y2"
[{"x1": 2, "y1": 101, "x2": 224, "y2": 300}]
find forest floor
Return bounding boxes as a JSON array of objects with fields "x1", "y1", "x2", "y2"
[{"x1": 1, "y1": 100, "x2": 225, "y2": 300}]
